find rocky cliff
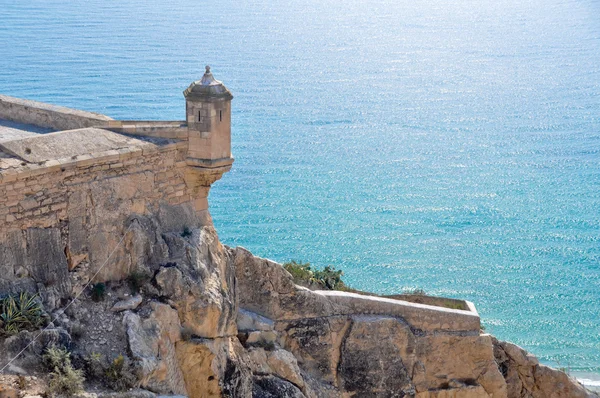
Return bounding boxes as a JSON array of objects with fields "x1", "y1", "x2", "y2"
[{"x1": 0, "y1": 214, "x2": 597, "y2": 398}]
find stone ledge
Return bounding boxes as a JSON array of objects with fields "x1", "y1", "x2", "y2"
[
  {"x1": 0, "y1": 144, "x2": 183, "y2": 183},
  {"x1": 0, "y1": 128, "x2": 158, "y2": 164},
  {"x1": 105, "y1": 120, "x2": 189, "y2": 140},
  {"x1": 0, "y1": 94, "x2": 113, "y2": 131},
  {"x1": 304, "y1": 290, "x2": 481, "y2": 333},
  {"x1": 186, "y1": 157, "x2": 234, "y2": 169}
]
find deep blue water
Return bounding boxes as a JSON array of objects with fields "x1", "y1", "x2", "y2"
[{"x1": 2, "y1": 0, "x2": 599, "y2": 381}]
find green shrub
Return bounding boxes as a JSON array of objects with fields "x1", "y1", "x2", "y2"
[
  {"x1": 127, "y1": 271, "x2": 150, "y2": 294},
  {"x1": 313, "y1": 265, "x2": 346, "y2": 290},
  {"x1": 181, "y1": 226, "x2": 192, "y2": 238},
  {"x1": 44, "y1": 345, "x2": 71, "y2": 373},
  {"x1": 283, "y1": 261, "x2": 347, "y2": 291},
  {"x1": 0, "y1": 292, "x2": 45, "y2": 335},
  {"x1": 84, "y1": 352, "x2": 105, "y2": 380},
  {"x1": 43, "y1": 346, "x2": 85, "y2": 396},
  {"x1": 105, "y1": 354, "x2": 137, "y2": 391},
  {"x1": 91, "y1": 283, "x2": 106, "y2": 302},
  {"x1": 283, "y1": 261, "x2": 314, "y2": 282},
  {"x1": 84, "y1": 352, "x2": 137, "y2": 391}
]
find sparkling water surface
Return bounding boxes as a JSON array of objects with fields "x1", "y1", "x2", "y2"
[{"x1": 1, "y1": 0, "x2": 599, "y2": 379}]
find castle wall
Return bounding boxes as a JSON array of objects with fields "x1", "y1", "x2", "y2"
[
  {"x1": 0, "y1": 82, "x2": 233, "y2": 310},
  {"x1": 0, "y1": 142, "x2": 214, "y2": 307},
  {"x1": 105, "y1": 120, "x2": 189, "y2": 140},
  {"x1": 0, "y1": 94, "x2": 113, "y2": 131},
  {"x1": 0, "y1": 142, "x2": 201, "y2": 232}
]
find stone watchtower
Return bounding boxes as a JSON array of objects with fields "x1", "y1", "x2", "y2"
[{"x1": 184, "y1": 66, "x2": 234, "y2": 171}]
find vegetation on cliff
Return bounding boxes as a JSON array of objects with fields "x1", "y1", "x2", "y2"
[
  {"x1": 283, "y1": 261, "x2": 348, "y2": 290},
  {"x1": 0, "y1": 293, "x2": 46, "y2": 336},
  {"x1": 43, "y1": 346, "x2": 84, "y2": 396}
]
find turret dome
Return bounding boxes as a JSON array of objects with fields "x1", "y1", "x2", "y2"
[{"x1": 183, "y1": 66, "x2": 233, "y2": 101}]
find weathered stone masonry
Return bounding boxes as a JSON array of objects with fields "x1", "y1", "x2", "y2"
[
  {"x1": 0, "y1": 141, "x2": 190, "y2": 231},
  {"x1": 0, "y1": 66, "x2": 234, "y2": 306}
]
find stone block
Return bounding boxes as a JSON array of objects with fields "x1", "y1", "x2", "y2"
[
  {"x1": 237, "y1": 309, "x2": 275, "y2": 332},
  {"x1": 112, "y1": 294, "x2": 143, "y2": 312}
]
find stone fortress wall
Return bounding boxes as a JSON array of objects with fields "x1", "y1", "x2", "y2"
[
  {"x1": 0, "y1": 67, "x2": 234, "y2": 307},
  {"x1": 0, "y1": 94, "x2": 114, "y2": 131}
]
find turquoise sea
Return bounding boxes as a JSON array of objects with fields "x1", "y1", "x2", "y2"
[{"x1": 1, "y1": 0, "x2": 599, "y2": 385}]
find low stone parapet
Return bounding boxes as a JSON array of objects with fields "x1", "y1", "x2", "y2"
[
  {"x1": 0, "y1": 94, "x2": 113, "y2": 131},
  {"x1": 232, "y1": 246, "x2": 480, "y2": 334},
  {"x1": 315, "y1": 290, "x2": 480, "y2": 333},
  {"x1": 104, "y1": 120, "x2": 189, "y2": 140}
]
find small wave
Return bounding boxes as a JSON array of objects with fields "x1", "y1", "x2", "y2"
[
  {"x1": 579, "y1": 378, "x2": 600, "y2": 386},
  {"x1": 572, "y1": 373, "x2": 600, "y2": 390},
  {"x1": 305, "y1": 120, "x2": 353, "y2": 126},
  {"x1": 578, "y1": 378, "x2": 600, "y2": 392}
]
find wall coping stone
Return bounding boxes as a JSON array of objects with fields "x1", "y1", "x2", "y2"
[
  {"x1": 0, "y1": 94, "x2": 113, "y2": 131},
  {"x1": 0, "y1": 141, "x2": 186, "y2": 184},
  {"x1": 314, "y1": 290, "x2": 481, "y2": 333}
]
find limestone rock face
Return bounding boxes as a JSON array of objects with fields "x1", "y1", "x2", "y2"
[
  {"x1": 266, "y1": 349, "x2": 305, "y2": 391},
  {"x1": 252, "y1": 375, "x2": 306, "y2": 398},
  {"x1": 493, "y1": 339, "x2": 596, "y2": 398},
  {"x1": 119, "y1": 225, "x2": 244, "y2": 396},
  {"x1": 2, "y1": 206, "x2": 597, "y2": 398},
  {"x1": 231, "y1": 246, "x2": 508, "y2": 397},
  {"x1": 338, "y1": 316, "x2": 415, "y2": 396},
  {"x1": 123, "y1": 303, "x2": 187, "y2": 395},
  {"x1": 232, "y1": 246, "x2": 297, "y2": 319},
  {"x1": 175, "y1": 337, "x2": 253, "y2": 398},
  {"x1": 237, "y1": 309, "x2": 275, "y2": 332},
  {"x1": 276, "y1": 314, "x2": 505, "y2": 397},
  {"x1": 0, "y1": 228, "x2": 70, "y2": 310},
  {"x1": 155, "y1": 227, "x2": 237, "y2": 339},
  {"x1": 77, "y1": 175, "x2": 172, "y2": 282},
  {"x1": 276, "y1": 316, "x2": 349, "y2": 387}
]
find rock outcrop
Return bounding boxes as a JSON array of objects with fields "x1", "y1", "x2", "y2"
[
  {"x1": 1, "y1": 218, "x2": 597, "y2": 398},
  {"x1": 493, "y1": 339, "x2": 594, "y2": 398},
  {"x1": 230, "y1": 246, "x2": 508, "y2": 398}
]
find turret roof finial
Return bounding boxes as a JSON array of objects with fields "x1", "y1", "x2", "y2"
[
  {"x1": 183, "y1": 65, "x2": 233, "y2": 100},
  {"x1": 201, "y1": 65, "x2": 216, "y2": 86}
]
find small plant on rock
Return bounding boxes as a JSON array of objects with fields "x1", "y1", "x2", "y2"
[
  {"x1": 283, "y1": 261, "x2": 314, "y2": 284},
  {"x1": 43, "y1": 346, "x2": 85, "y2": 396},
  {"x1": 90, "y1": 283, "x2": 106, "y2": 302},
  {"x1": 84, "y1": 352, "x2": 105, "y2": 380},
  {"x1": 283, "y1": 261, "x2": 348, "y2": 291},
  {"x1": 105, "y1": 354, "x2": 137, "y2": 392},
  {"x1": 313, "y1": 265, "x2": 346, "y2": 290},
  {"x1": 127, "y1": 271, "x2": 150, "y2": 294},
  {"x1": 181, "y1": 226, "x2": 192, "y2": 238},
  {"x1": 0, "y1": 292, "x2": 45, "y2": 335}
]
